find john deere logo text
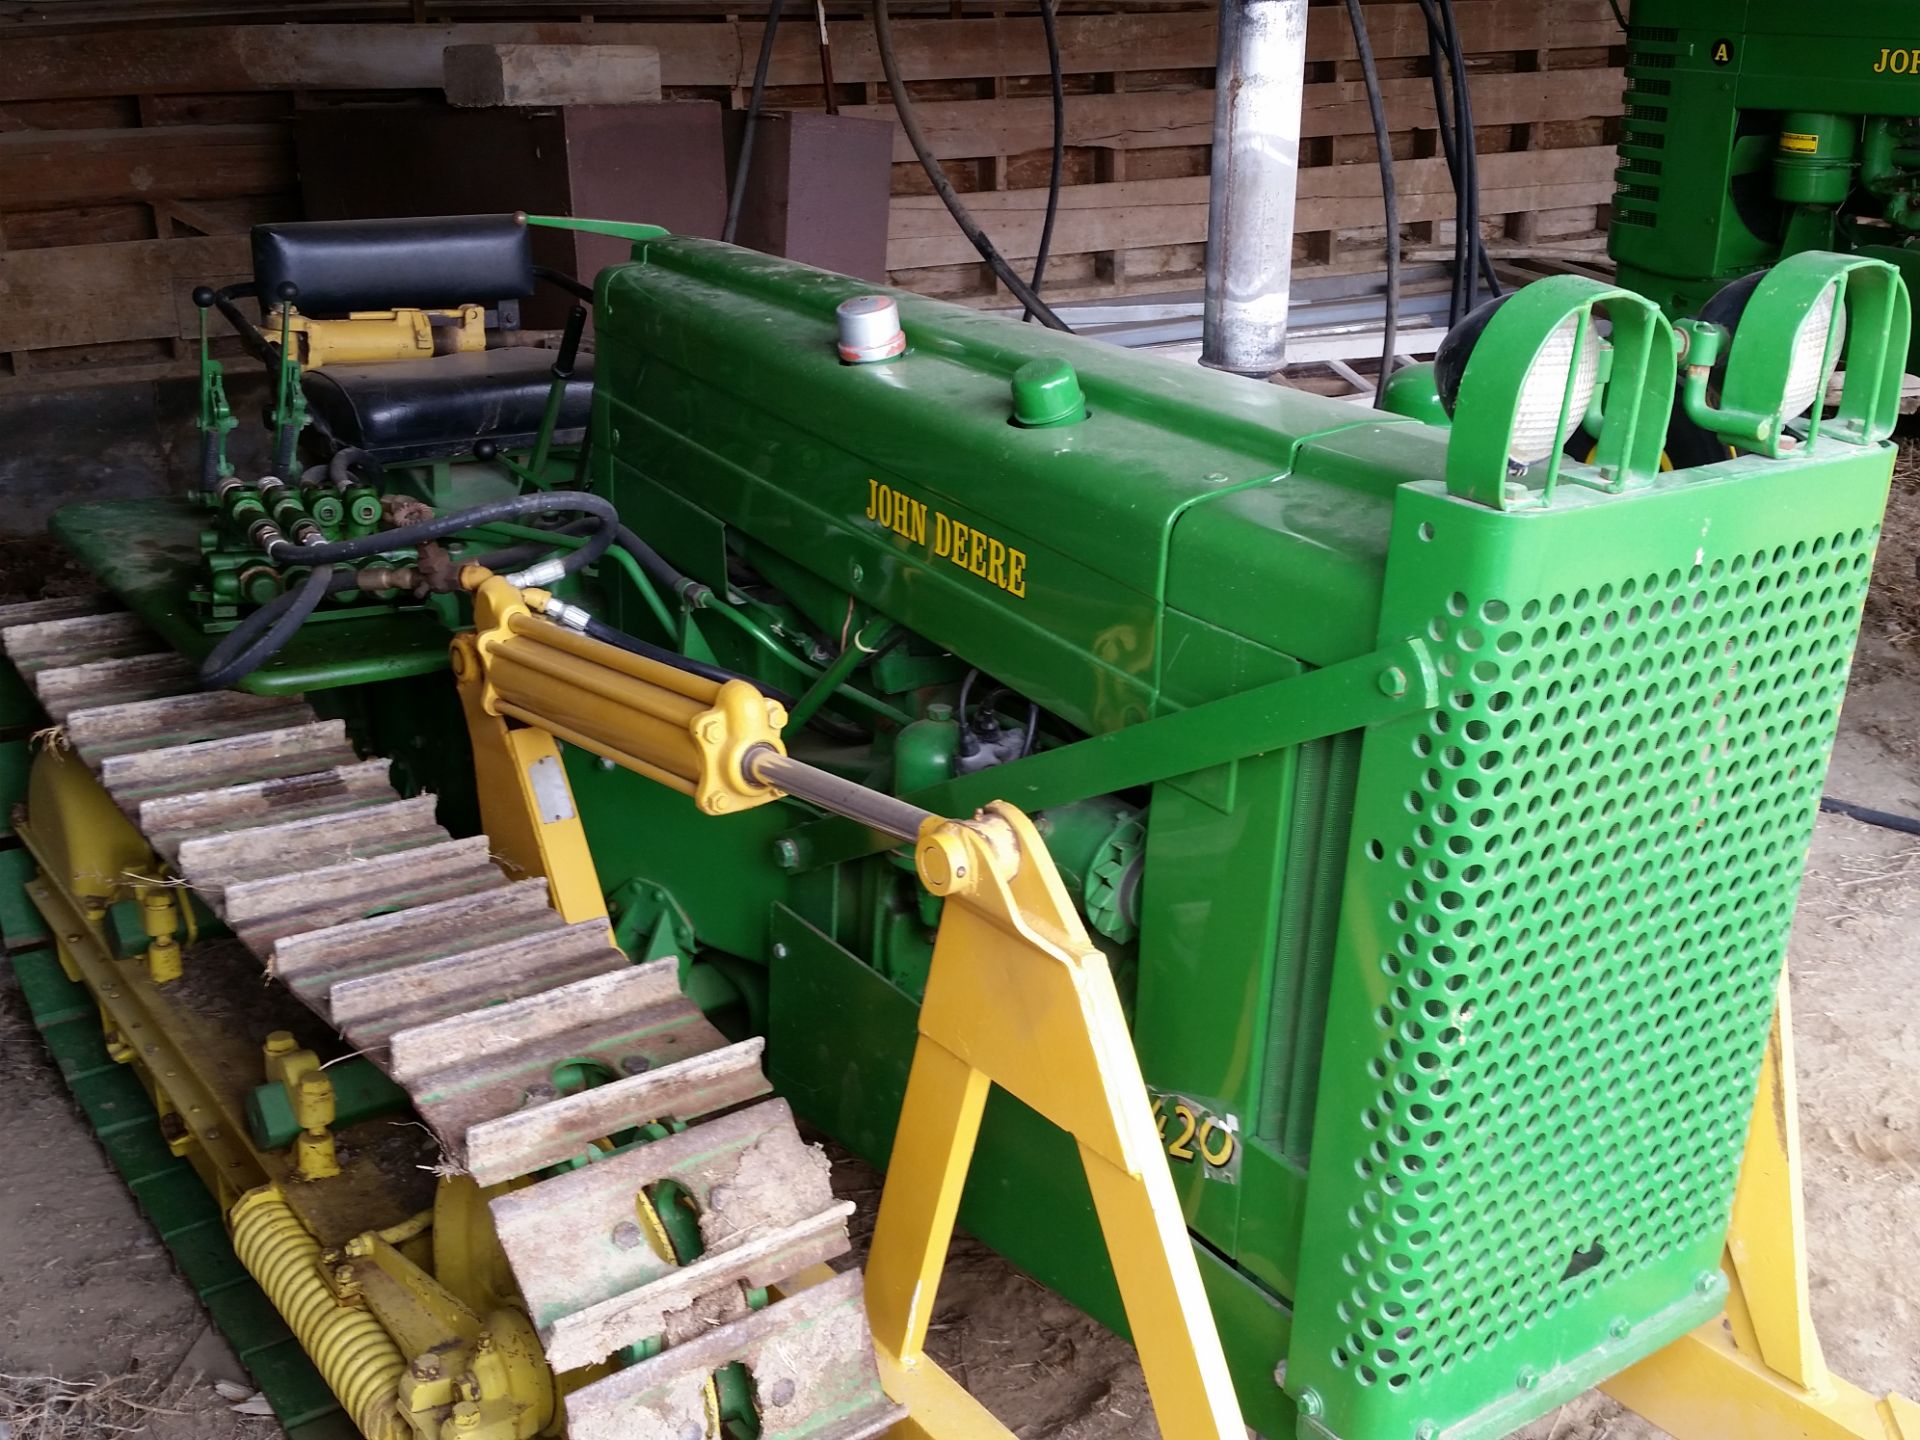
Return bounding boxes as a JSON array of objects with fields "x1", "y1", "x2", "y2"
[
  {"x1": 864, "y1": 479, "x2": 1027, "y2": 599},
  {"x1": 1874, "y1": 47, "x2": 1920, "y2": 73}
]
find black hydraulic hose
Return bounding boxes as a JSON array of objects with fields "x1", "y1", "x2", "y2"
[
  {"x1": 271, "y1": 490, "x2": 617, "y2": 575},
  {"x1": 615, "y1": 524, "x2": 709, "y2": 603},
  {"x1": 873, "y1": 0, "x2": 1073, "y2": 331},
  {"x1": 472, "y1": 539, "x2": 560, "y2": 573},
  {"x1": 1022, "y1": 0, "x2": 1066, "y2": 326},
  {"x1": 1820, "y1": 796, "x2": 1920, "y2": 838},
  {"x1": 472, "y1": 515, "x2": 600, "y2": 573},
  {"x1": 1607, "y1": 0, "x2": 1628, "y2": 31},
  {"x1": 725, "y1": 0, "x2": 786, "y2": 244},
  {"x1": 198, "y1": 563, "x2": 350, "y2": 690},
  {"x1": 468, "y1": 518, "x2": 701, "y2": 606},
  {"x1": 327, "y1": 447, "x2": 380, "y2": 490},
  {"x1": 581, "y1": 615, "x2": 795, "y2": 706},
  {"x1": 207, "y1": 497, "x2": 620, "y2": 687},
  {"x1": 1345, "y1": 0, "x2": 1399, "y2": 407}
]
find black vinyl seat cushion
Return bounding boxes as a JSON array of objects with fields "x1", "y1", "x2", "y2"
[
  {"x1": 302, "y1": 349, "x2": 594, "y2": 464},
  {"x1": 253, "y1": 215, "x2": 534, "y2": 314}
]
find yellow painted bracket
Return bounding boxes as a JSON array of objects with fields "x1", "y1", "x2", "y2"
[
  {"x1": 452, "y1": 630, "x2": 608, "y2": 927},
  {"x1": 1605, "y1": 980, "x2": 1918, "y2": 1440},
  {"x1": 864, "y1": 801, "x2": 1245, "y2": 1440}
]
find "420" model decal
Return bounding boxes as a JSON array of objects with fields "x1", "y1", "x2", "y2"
[{"x1": 1149, "y1": 1092, "x2": 1241, "y2": 1183}]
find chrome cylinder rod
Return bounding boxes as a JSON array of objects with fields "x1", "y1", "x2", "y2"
[{"x1": 747, "y1": 747, "x2": 935, "y2": 842}]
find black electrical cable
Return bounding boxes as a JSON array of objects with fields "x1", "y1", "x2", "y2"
[
  {"x1": 1820, "y1": 796, "x2": 1920, "y2": 838},
  {"x1": 725, "y1": 0, "x2": 786, "y2": 244},
  {"x1": 1345, "y1": 0, "x2": 1399, "y2": 407},
  {"x1": 198, "y1": 564, "x2": 353, "y2": 690},
  {"x1": 956, "y1": 667, "x2": 980, "y2": 724},
  {"x1": 1607, "y1": 0, "x2": 1628, "y2": 31},
  {"x1": 1412, "y1": 0, "x2": 1501, "y2": 323},
  {"x1": 1415, "y1": 0, "x2": 1500, "y2": 321},
  {"x1": 1441, "y1": 2, "x2": 1474, "y2": 316},
  {"x1": 863, "y1": 627, "x2": 909, "y2": 666},
  {"x1": 1022, "y1": 0, "x2": 1066, "y2": 325},
  {"x1": 1414, "y1": 0, "x2": 1465, "y2": 324},
  {"x1": 1440, "y1": 2, "x2": 1471, "y2": 318},
  {"x1": 873, "y1": 0, "x2": 1073, "y2": 331},
  {"x1": 1438, "y1": 0, "x2": 1501, "y2": 304}
]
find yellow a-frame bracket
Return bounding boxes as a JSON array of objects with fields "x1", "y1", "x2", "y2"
[
  {"x1": 1605, "y1": 979, "x2": 1919, "y2": 1440},
  {"x1": 863, "y1": 802, "x2": 1245, "y2": 1440},
  {"x1": 451, "y1": 577, "x2": 1242, "y2": 1439}
]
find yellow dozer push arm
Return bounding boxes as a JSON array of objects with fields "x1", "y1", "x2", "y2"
[{"x1": 449, "y1": 571, "x2": 1247, "y2": 1440}]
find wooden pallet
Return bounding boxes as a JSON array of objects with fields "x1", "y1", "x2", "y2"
[{"x1": 0, "y1": 2, "x2": 1625, "y2": 384}]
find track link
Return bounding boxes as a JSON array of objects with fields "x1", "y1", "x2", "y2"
[{"x1": 1, "y1": 603, "x2": 905, "y2": 1440}]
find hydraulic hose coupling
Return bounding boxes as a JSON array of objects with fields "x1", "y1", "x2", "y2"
[
  {"x1": 532, "y1": 591, "x2": 593, "y2": 632},
  {"x1": 504, "y1": 556, "x2": 569, "y2": 589}
]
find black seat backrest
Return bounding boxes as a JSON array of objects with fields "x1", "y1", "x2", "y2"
[{"x1": 251, "y1": 214, "x2": 534, "y2": 315}]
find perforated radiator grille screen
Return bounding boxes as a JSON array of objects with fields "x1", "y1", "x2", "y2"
[{"x1": 1290, "y1": 461, "x2": 1888, "y2": 1440}]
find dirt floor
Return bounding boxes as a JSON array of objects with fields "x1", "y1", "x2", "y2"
[{"x1": 2, "y1": 452, "x2": 1918, "y2": 1439}]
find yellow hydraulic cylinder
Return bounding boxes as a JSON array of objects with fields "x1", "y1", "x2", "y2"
[
  {"x1": 459, "y1": 574, "x2": 786, "y2": 816},
  {"x1": 268, "y1": 305, "x2": 486, "y2": 369},
  {"x1": 231, "y1": 1186, "x2": 408, "y2": 1440}
]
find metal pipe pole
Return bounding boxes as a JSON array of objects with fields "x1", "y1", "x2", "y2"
[{"x1": 1200, "y1": 0, "x2": 1310, "y2": 376}]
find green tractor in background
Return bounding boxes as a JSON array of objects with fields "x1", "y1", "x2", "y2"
[{"x1": 1611, "y1": 1, "x2": 1920, "y2": 372}]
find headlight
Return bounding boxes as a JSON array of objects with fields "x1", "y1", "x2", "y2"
[
  {"x1": 1436, "y1": 296, "x2": 1603, "y2": 466},
  {"x1": 1508, "y1": 313, "x2": 1602, "y2": 464},
  {"x1": 1780, "y1": 282, "x2": 1845, "y2": 419}
]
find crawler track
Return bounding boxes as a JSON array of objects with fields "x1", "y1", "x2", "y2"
[{"x1": 0, "y1": 599, "x2": 904, "y2": 1440}]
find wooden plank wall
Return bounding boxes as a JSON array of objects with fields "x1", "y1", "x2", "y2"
[{"x1": 0, "y1": 2, "x2": 1626, "y2": 386}]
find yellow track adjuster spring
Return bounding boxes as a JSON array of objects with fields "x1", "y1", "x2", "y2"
[{"x1": 232, "y1": 1186, "x2": 409, "y2": 1440}]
